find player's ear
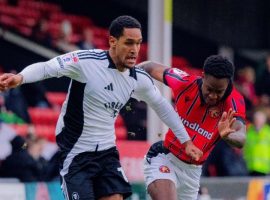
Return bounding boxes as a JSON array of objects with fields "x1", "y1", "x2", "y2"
[{"x1": 109, "y1": 36, "x2": 117, "y2": 48}]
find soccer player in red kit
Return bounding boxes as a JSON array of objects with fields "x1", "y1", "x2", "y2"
[{"x1": 139, "y1": 55, "x2": 246, "y2": 200}]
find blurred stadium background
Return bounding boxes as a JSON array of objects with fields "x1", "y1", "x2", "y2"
[{"x1": 0, "y1": 0, "x2": 270, "y2": 199}]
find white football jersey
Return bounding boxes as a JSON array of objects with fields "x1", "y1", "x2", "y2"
[
  {"x1": 47, "y1": 49, "x2": 160, "y2": 151},
  {"x1": 20, "y1": 49, "x2": 190, "y2": 175}
]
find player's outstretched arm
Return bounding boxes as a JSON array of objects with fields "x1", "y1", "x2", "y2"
[
  {"x1": 218, "y1": 108, "x2": 246, "y2": 148},
  {"x1": 137, "y1": 61, "x2": 170, "y2": 83},
  {"x1": 0, "y1": 73, "x2": 23, "y2": 91}
]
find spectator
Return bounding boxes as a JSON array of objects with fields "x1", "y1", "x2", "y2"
[
  {"x1": 77, "y1": 27, "x2": 96, "y2": 50},
  {"x1": 235, "y1": 66, "x2": 258, "y2": 120},
  {"x1": 20, "y1": 82, "x2": 51, "y2": 108},
  {"x1": 255, "y1": 54, "x2": 270, "y2": 102},
  {"x1": 55, "y1": 20, "x2": 79, "y2": 52},
  {"x1": 43, "y1": 150, "x2": 60, "y2": 181},
  {"x1": 0, "y1": 93, "x2": 25, "y2": 124},
  {"x1": 0, "y1": 119, "x2": 17, "y2": 161},
  {"x1": 243, "y1": 109, "x2": 270, "y2": 176},
  {"x1": 32, "y1": 17, "x2": 52, "y2": 47},
  {"x1": 0, "y1": 134, "x2": 48, "y2": 182},
  {"x1": 0, "y1": 70, "x2": 30, "y2": 123},
  {"x1": 3, "y1": 88, "x2": 30, "y2": 123},
  {"x1": 202, "y1": 140, "x2": 248, "y2": 177}
]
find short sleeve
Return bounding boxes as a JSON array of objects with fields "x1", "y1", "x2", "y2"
[
  {"x1": 131, "y1": 69, "x2": 158, "y2": 103},
  {"x1": 163, "y1": 68, "x2": 196, "y2": 97},
  {"x1": 225, "y1": 89, "x2": 246, "y2": 124}
]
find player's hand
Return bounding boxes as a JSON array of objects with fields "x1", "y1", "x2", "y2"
[
  {"x1": 218, "y1": 108, "x2": 236, "y2": 138},
  {"x1": 0, "y1": 73, "x2": 23, "y2": 91},
  {"x1": 183, "y1": 140, "x2": 203, "y2": 161}
]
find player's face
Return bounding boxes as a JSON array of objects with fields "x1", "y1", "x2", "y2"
[
  {"x1": 111, "y1": 28, "x2": 142, "y2": 70},
  {"x1": 201, "y1": 74, "x2": 229, "y2": 106}
]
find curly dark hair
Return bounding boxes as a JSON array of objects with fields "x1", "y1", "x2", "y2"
[
  {"x1": 109, "y1": 15, "x2": 141, "y2": 39},
  {"x1": 203, "y1": 55, "x2": 234, "y2": 80}
]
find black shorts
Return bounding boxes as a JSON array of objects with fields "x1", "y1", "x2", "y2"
[{"x1": 60, "y1": 147, "x2": 132, "y2": 200}]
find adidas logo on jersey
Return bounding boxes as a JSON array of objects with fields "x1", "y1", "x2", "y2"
[{"x1": 104, "y1": 83, "x2": 113, "y2": 91}]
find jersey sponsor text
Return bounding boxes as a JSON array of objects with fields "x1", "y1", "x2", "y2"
[{"x1": 179, "y1": 116, "x2": 213, "y2": 140}]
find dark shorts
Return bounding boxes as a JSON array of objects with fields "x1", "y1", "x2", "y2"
[{"x1": 60, "y1": 147, "x2": 132, "y2": 200}]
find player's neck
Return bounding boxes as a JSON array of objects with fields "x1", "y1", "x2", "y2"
[{"x1": 108, "y1": 50, "x2": 127, "y2": 72}]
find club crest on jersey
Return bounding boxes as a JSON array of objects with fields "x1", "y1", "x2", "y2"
[
  {"x1": 159, "y1": 165, "x2": 170, "y2": 173},
  {"x1": 208, "y1": 107, "x2": 221, "y2": 118}
]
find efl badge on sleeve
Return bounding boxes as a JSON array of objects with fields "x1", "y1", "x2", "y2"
[{"x1": 172, "y1": 68, "x2": 188, "y2": 78}]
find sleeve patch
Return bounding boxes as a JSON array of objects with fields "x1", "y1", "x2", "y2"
[
  {"x1": 170, "y1": 68, "x2": 189, "y2": 78},
  {"x1": 61, "y1": 53, "x2": 79, "y2": 65},
  {"x1": 56, "y1": 57, "x2": 64, "y2": 69}
]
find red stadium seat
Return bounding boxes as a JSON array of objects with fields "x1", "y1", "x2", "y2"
[
  {"x1": 10, "y1": 124, "x2": 29, "y2": 136},
  {"x1": 34, "y1": 124, "x2": 55, "y2": 142},
  {"x1": 28, "y1": 107, "x2": 60, "y2": 125},
  {"x1": 115, "y1": 115, "x2": 127, "y2": 140},
  {"x1": 45, "y1": 92, "x2": 67, "y2": 107},
  {"x1": 115, "y1": 127, "x2": 127, "y2": 140},
  {"x1": 115, "y1": 115, "x2": 125, "y2": 128}
]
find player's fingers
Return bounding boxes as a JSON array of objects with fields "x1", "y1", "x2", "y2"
[
  {"x1": 196, "y1": 149, "x2": 203, "y2": 160},
  {"x1": 229, "y1": 117, "x2": 236, "y2": 126},
  {"x1": 0, "y1": 73, "x2": 11, "y2": 82},
  {"x1": 0, "y1": 86, "x2": 6, "y2": 92},
  {"x1": 227, "y1": 109, "x2": 232, "y2": 119},
  {"x1": 228, "y1": 109, "x2": 235, "y2": 119},
  {"x1": 220, "y1": 111, "x2": 227, "y2": 121},
  {"x1": 4, "y1": 76, "x2": 15, "y2": 85},
  {"x1": 192, "y1": 148, "x2": 202, "y2": 161},
  {"x1": 193, "y1": 153, "x2": 201, "y2": 161}
]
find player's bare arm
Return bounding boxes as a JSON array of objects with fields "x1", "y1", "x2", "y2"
[
  {"x1": 218, "y1": 108, "x2": 246, "y2": 148},
  {"x1": 0, "y1": 73, "x2": 23, "y2": 91},
  {"x1": 137, "y1": 61, "x2": 169, "y2": 82}
]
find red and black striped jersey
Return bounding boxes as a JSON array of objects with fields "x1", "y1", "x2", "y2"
[{"x1": 163, "y1": 68, "x2": 246, "y2": 165}]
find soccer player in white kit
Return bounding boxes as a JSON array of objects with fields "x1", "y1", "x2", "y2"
[{"x1": 0, "y1": 16, "x2": 202, "y2": 200}]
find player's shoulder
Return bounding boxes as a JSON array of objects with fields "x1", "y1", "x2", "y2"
[
  {"x1": 76, "y1": 49, "x2": 108, "y2": 61},
  {"x1": 225, "y1": 87, "x2": 245, "y2": 107},
  {"x1": 229, "y1": 87, "x2": 245, "y2": 100},
  {"x1": 133, "y1": 66, "x2": 154, "y2": 84}
]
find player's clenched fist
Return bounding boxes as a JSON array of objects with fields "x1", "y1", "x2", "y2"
[
  {"x1": 0, "y1": 73, "x2": 23, "y2": 91},
  {"x1": 183, "y1": 140, "x2": 203, "y2": 161}
]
